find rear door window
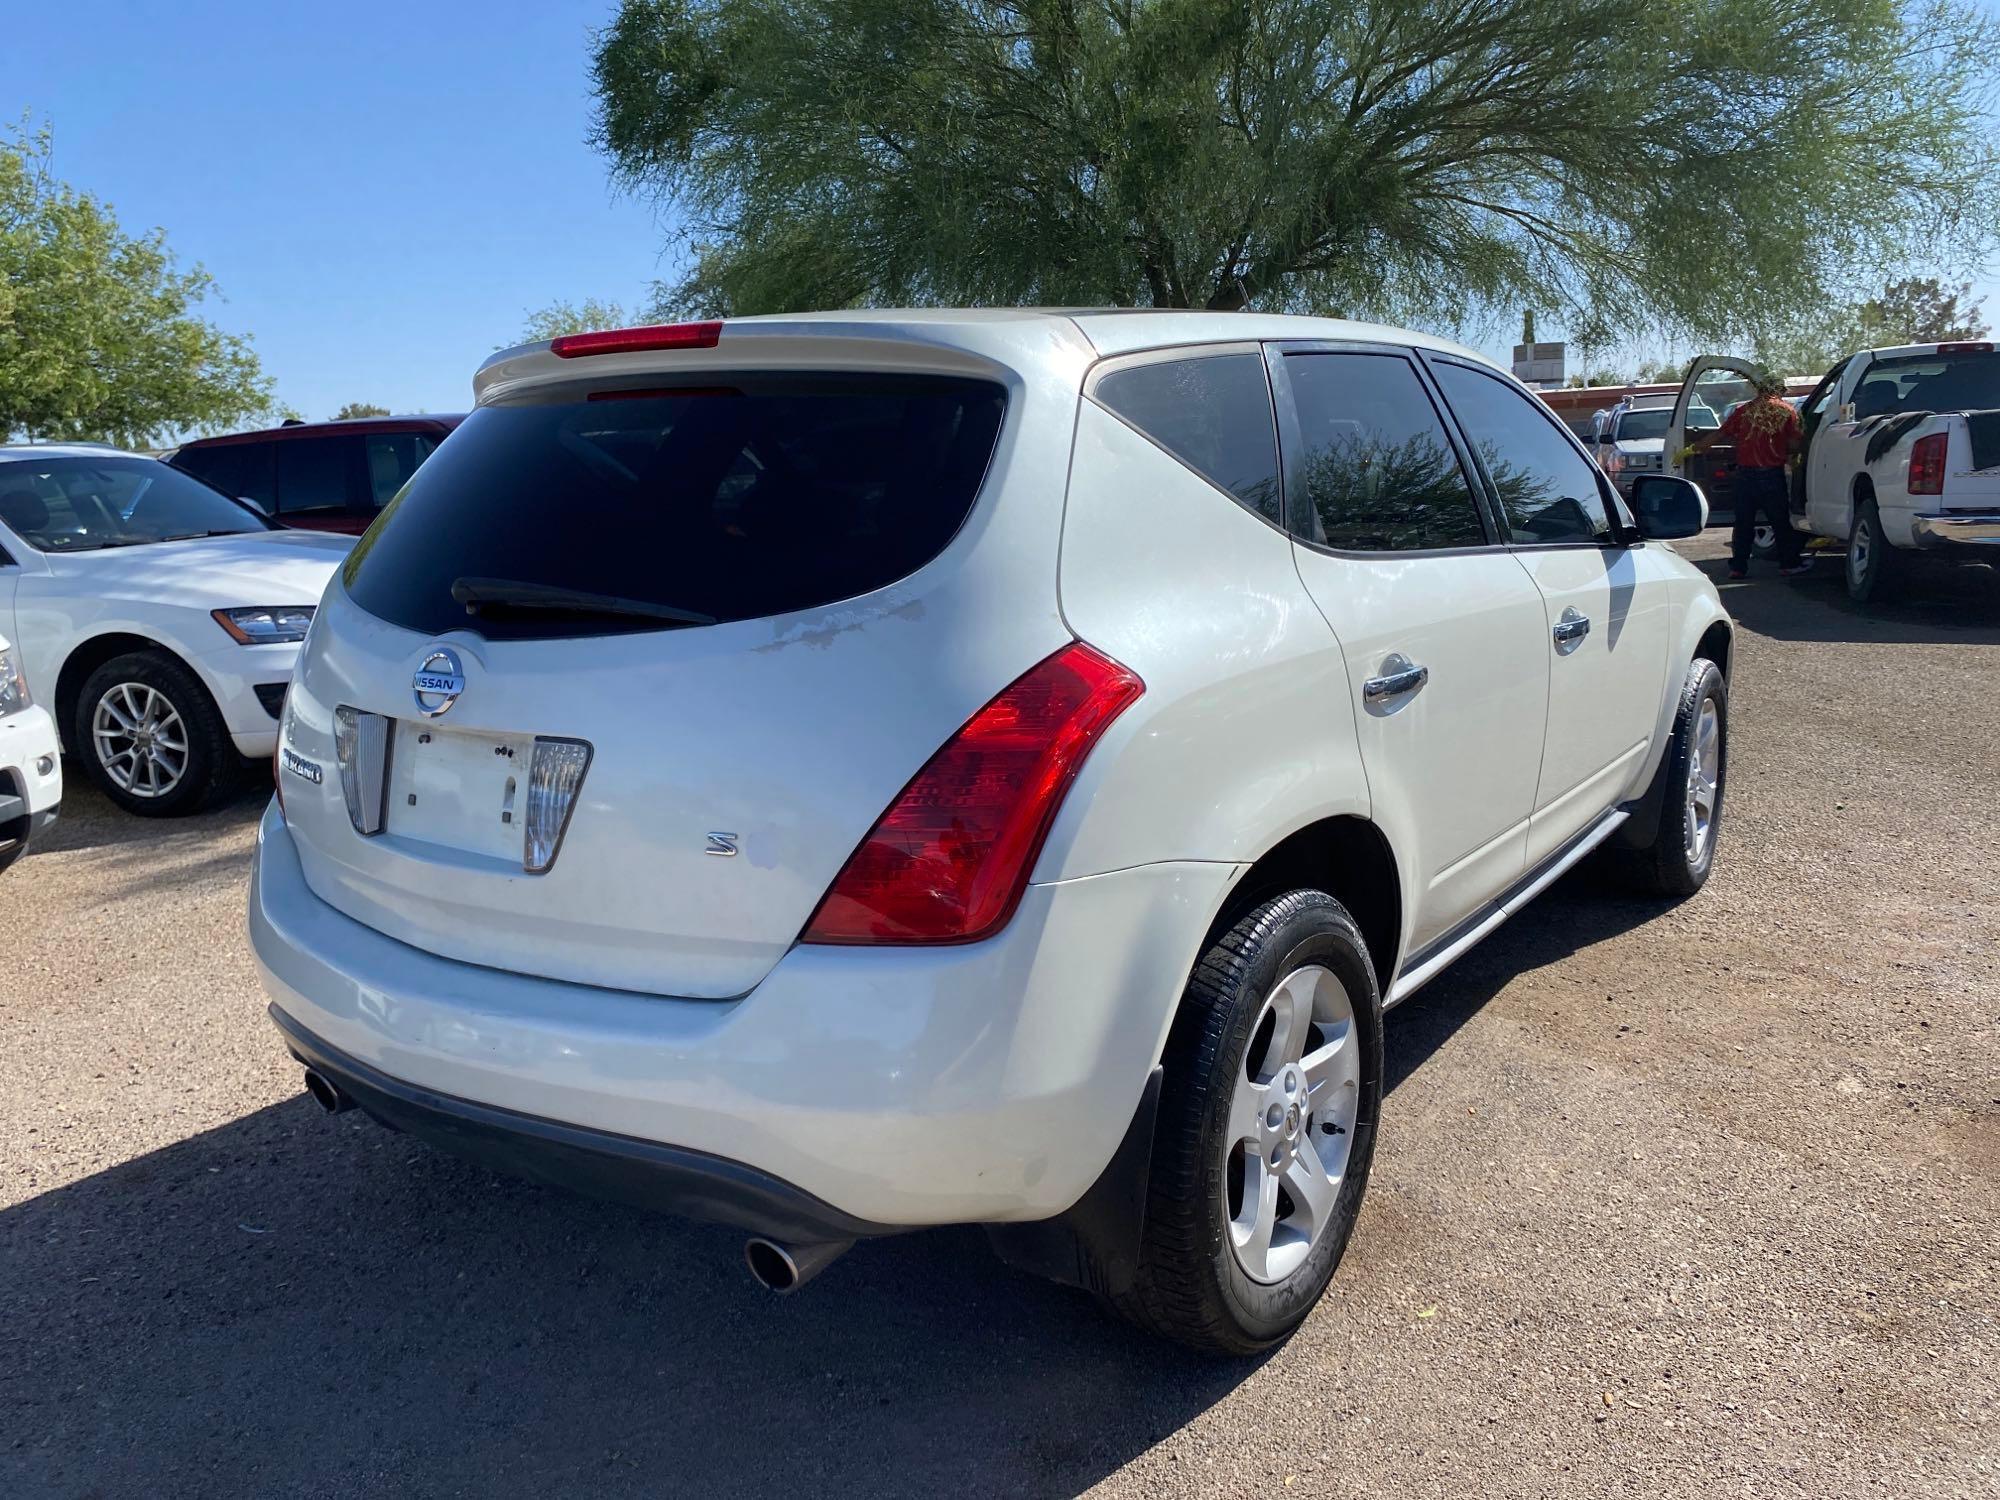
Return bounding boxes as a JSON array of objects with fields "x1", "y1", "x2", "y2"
[
  {"x1": 276, "y1": 437, "x2": 359, "y2": 520},
  {"x1": 175, "y1": 441, "x2": 276, "y2": 510},
  {"x1": 363, "y1": 432, "x2": 436, "y2": 508},
  {"x1": 343, "y1": 374, "x2": 1006, "y2": 638},
  {"x1": 1091, "y1": 353, "x2": 1281, "y2": 523},
  {"x1": 1280, "y1": 351, "x2": 1489, "y2": 551}
]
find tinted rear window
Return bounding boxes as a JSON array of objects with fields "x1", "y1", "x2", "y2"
[{"x1": 342, "y1": 374, "x2": 1006, "y2": 638}]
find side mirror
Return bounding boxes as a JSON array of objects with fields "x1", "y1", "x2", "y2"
[{"x1": 1629, "y1": 475, "x2": 1708, "y2": 540}]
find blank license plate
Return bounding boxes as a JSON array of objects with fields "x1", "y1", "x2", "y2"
[{"x1": 386, "y1": 721, "x2": 535, "y2": 862}]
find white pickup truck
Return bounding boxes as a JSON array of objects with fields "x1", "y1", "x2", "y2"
[{"x1": 1665, "y1": 343, "x2": 2000, "y2": 600}]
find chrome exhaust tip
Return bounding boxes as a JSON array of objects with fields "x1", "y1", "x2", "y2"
[
  {"x1": 302, "y1": 1068, "x2": 353, "y2": 1115},
  {"x1": 744, "y1": 1237, "x2": 851, "y2": 1294}
]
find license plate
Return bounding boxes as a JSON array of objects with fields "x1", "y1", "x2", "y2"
[{"x1": 386, "y1": 721, "x2": 535, "y2": 863}]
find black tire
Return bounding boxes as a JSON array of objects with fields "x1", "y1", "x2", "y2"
[
  {"x1": 1608, "y1": 657, "x2": 1726, "y2": 898},
  {"x1": 73, "y1": 651, "x2": 240, "y2": 817},
  {"x1": 0, "y1": 834, "x2": 26, "y2": 875},
  {"x1": 1847, "y1": 496, "x2": 1900, "y2": 603},
  {"x1": 1113, "y1": 890, "x2": 1384, "y2": 1355}
]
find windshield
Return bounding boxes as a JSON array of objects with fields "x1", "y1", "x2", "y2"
[
  {"x1": 1851, "y1": 351, "x2": 2000, "y2": 420},
  {"x1": 0, "y1": 456, "x2": 269, "y2": 552},
  {"x1": 1614, "y1": 409, "x2": 1672, "y2": 441},
  {"x1": 343, "y1": 373, "x2": 1007, "y2": 639}
]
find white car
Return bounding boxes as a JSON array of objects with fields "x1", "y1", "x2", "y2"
[
  {"x1": 0, "y1": 446, "x2": 351, "y2": 816},
  {"x1": 250, "y1": 310, "x2": 1733, "y2": 1353},
  {"x1": 0, "y1": 632, "x2": 61, "y2": 873}
]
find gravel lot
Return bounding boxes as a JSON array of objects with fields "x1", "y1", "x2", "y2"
[{"x1": 4, "y1": 534, "x2": 1997, "y2": 1499}]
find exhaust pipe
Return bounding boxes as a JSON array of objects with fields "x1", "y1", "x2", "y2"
[
  {"x1": 744, "y1": 1237, "x2": 852, "y2": 1294},
  {"x1": 302, "y1": 1068, "x2": 354, "y2": 1115}
]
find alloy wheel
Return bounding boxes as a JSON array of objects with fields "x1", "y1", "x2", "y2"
[
  {"x1": 1684, "y1": 697, "x2": 1720, "y2": 865},
  {"x1": 1224, "y1": 964, "x2": 1362, "y2": 1284},
  {"x1": 92, "y1": 682, "x2": 188, "y2": 799}
]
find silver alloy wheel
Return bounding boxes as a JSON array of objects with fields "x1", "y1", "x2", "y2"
[
  {"x1": 1753, "y1": 522, "x2": 1777, "y2": 555},
  {"x1": 1848, "y1": 514, "x2": 1872, "y2": 589},
  {"x1": 1225, "y1": 964, "x2": 1362, "y2": 1285},
  {"x1": 1684, "y1": 697, "x2": 1720, "y2": 865},
  {"x1": 91, "y1": 682, "x2": 189, "y2": 798}
]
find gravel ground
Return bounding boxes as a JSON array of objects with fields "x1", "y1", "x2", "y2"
[{"x1": 3, "y1": 535, "x2": 1997, "y2": 1499}]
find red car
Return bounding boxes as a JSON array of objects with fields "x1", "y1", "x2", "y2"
[{"x1": 170, "y1": 414, "x2": 463, "y2": 534}]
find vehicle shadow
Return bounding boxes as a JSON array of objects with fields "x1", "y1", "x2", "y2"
[
  {"x1": 1689, "y1": 550, "x2": 2000, "y2": 646},
  {"x1": 25, "y1": 767, "x2": 268, "y2": 858},
  {"x1": 2, "y1": 877, "x2": 1655, "y2": 1500}
]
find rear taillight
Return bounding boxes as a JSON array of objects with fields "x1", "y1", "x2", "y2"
[
  {"x1": 1938, "y1": 342, "x2": 1993, "y2": 353},
  {"x1": 801, "y1": 642, "x2": 1144, "y2": 946},
  {"x1": 1909, "y1": 431, "x2": 1948, "y2": 495},
  {"x1": 549, "y1": 321, "x2": 722, "y2": 358}
]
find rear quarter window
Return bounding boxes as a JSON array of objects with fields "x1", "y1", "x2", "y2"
[
  {"x1": 342, "y1": 373, "x2": 1006, "y2": 639},
  {"x1": 1090, "y1": 353, "x2": 1281, "y2": 524}
]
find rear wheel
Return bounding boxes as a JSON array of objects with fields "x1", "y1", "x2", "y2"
[
  {"x1": 74, "y1": 652, "x2": 239, "y2": 817},
  {"x1": 1847, "y1": 497, "x2": 1900, "y2": 603},
  {"x1": 1114, "y1": 890, "x2": 1383, "y2": 1355}
]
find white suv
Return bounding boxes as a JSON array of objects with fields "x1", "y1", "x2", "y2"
[
  {"x1": 0, "y1": 446, "x2": 351, "y2": 816},
  {"x1": 250, "y1": 311, "x2": 1732, "y2": 1353}
]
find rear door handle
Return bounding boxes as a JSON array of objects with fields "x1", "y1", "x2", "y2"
[
  {"x1": 1552, "y1": 608, "x2": 1591, "y2": 654},
  {"x1": 1362, "y1": 656, "x2": 1429, "y2": 702}
]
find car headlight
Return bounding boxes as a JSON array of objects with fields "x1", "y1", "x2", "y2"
[
  {"x1": 0, "y1": 646, "x2": 30, "y2": 715},
  {"x1": 212, "y1": 606, "x2": 316, "y2": 645}
]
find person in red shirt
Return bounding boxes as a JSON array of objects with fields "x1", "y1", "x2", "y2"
[{"x1": 1684, "y1": 376, "x2": 1808, "y2": 579}]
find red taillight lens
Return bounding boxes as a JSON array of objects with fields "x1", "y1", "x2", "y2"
[
  {"x1": 1909, "y1": 431, "x2": 1948, "y2": 495},
  {"x1": 549, "y1": 321, "x2": 722, "y2": 358},
  {"x1": 801, "y1": 642, "x2": 1144, "y2": 946}
]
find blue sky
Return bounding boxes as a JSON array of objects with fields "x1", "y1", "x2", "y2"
[
  {"x1": 17, "y1": 0, "x2": 1999, "y2": 425},
  {"x1": 18, "y1": 1, "x2": 671, "y2": 426}
]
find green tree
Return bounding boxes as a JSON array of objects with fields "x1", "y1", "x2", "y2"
[
  {"x1": 0, "y1": 121, "x2": 272, "y2": 445},
  {"x1": 1857, "y1": 276, "x2": 1989, "y2": 345},
  {"x1": 518, "y1": 297, "x2": 629, "y2": 343},
  {"x1": 590, "y1": 0, "x2": 1998, "y2": 344},
  {"x1": 331, "y1": 401, "x2": 390, "y2": 420}
]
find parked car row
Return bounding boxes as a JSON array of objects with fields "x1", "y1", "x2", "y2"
[
  {"x1": 0, "y1": 447, "x2": 351, "y2": 817},
  {"x1": 248, "y1": 308, "x2": 1733, "y2": 1353}
]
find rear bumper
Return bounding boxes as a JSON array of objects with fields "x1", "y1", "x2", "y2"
[
  {"x1": 270, "y1": 1007, "x2": 890, "y2": 1242},
  {"x1": 1912, "y1": 513, "x2": 2000, "y2": 549},
  {"x1": 249, "y1": 803, "x2": 1239, "y2": 1228}
]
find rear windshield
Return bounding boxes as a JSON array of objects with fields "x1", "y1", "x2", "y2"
[
  {"x1": 1851, "y1": 351, "x2": 2000, "y2": 419},
  {"x1": 342, "y1": 374, "x2": 1006, "y2": 639},
  {"x1": 1613, "y1": 409, "x2": 1671, "y2": 441}
]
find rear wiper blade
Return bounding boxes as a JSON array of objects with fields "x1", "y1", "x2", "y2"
[{"x1": 449, "y1": 576, "x2": 717, "y2": 627}]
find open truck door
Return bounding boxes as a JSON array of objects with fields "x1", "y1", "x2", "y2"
[{"x1": 1666, "y1": 356, "x2": 1773, "y2": 531}]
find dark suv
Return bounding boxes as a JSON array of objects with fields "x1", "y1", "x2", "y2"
[{"x1": 170, "y1": 415, "x2": 463, "y2": 534}]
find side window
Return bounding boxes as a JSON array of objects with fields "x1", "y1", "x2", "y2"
[
  {"x1": 1433, "y1": 363, "x2": 1615, "y2": 546},
  {"x1": 177, "y1": 442, "x2": 275, "y2": 510},
  {"x1": 1281, "y1": 351, "x2": 1488, "y2": 551},
  {"x1": 275, "y1": 437, "x2": 355, "y2": 518},
  {"x1": 363, "y1": 432, "x2": 431, "y2": 508},
  {"x1": 1092, "y1": 353, "x2": 1281, "y2": 524}
]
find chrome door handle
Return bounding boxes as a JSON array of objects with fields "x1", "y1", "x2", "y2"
[
  {"x1": 1552, "y1": 607, "x2": 1591, "y2": 654},
  {"x1": 1363, "y1": 658, "x2": 1429, "y2": 702}
]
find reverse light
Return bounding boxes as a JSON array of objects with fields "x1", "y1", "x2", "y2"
[
  {"x1": 550, "y1": 321, "x2": 723, "y2": 358},
  {"x1": 214, "y1": 606, "x2": 315, "y2": 645},
  {"x1": 1909, "y1": 431, "x2": 1949, "y2": 496},
  {"x1": 524, "y1": 738, "x2": 592, "y2": 873},
  {"x1": 332, "y1": 705, "x2": 391, "y2": 835},
  {"x1": 801, "y1": 642, "x2": 1145, "y2": 946}
]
